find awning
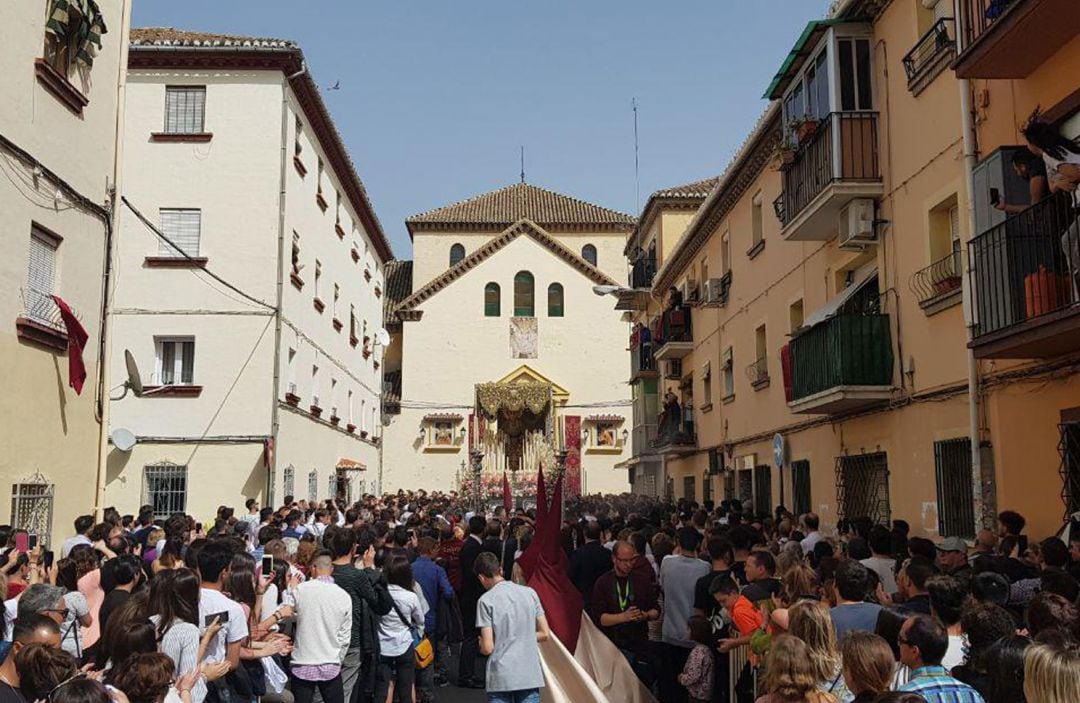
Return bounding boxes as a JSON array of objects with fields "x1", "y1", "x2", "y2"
[
  {"x1": 423, "y1": 413, "x2": 463, "y2": 422},
  {"x1": 46, "y1": 0, "x2": 108, "y2": 70},
  {"x1": 336, "y1": 458, "x2": 366, "y2": 471},
  {"x1": 763, "y1": 19, "x2": 845, "y2": 100},
  {"x1": 586, "y1": 415, "x2": 625, "y2": 423},
  {"x1": 802, "y1": 268, "x2": 878, "y2": 330}
]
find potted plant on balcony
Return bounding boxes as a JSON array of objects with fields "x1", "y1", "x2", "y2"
[
  {"x1": 771, "y1": 142, "x2": 797, "y2": 170},
  {"x1": 346, "y1": 422, "x2": 356, "y2": 433},
  {"x1": 933, "y1": 274, "x2": 962, "y2": 296},
  {"x1": 788, "y1": 116, "x2": 819, "y2": 145}
]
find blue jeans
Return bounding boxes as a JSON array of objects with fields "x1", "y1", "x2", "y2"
[{"x1": 487, "y1": 690, "x2": 540, "y2": 703}]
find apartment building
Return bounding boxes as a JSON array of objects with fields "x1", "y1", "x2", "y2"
[
  {"x1": 634, "y1": 0, "x2": 1080, "y2": 539},
  {"x1": 106, "y1": 29, "x2": 392, "y2": 518},
  {"x1": 0, "y1": 1, "x2": 130, "y2": 544}
]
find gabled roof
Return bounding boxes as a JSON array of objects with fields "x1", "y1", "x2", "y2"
[
  {"x1": 382, "y1": 260, "x2": 413, "y2": 328},
  {"x1": 392, "y1": 219, "x2": 619, "y2": 319},
  {"x1": 128, "y1": 27, "x2": 393, "y2": 264},
  {"x1": 625, "y1": 176, "x2": 720, "y2": 256},
  {"x1": 406, "y1": 183, "x2": 635, "y2": 237}
]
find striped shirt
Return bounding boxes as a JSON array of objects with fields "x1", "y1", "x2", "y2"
[
  {"x1": 900, "y1": 666, "x2": 985, "y2": 703},
  {"x1": 150, "y1": 615, "x2": 208, "y2": 703}
]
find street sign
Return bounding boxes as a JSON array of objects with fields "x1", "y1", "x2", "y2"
[{"x1": 773, "y1": 433, "x2": 785, "y2": 468}]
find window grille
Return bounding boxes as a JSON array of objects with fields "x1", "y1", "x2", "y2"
[
  {"x1": 791, "y1": 459, "x2": 811, "y2": 516},
  {"x1": 702, "y1": 472, "x2": 713, "y2": 504},
  {"x1": 328, "y1": 474, "x2": 337, "y2": 499},
  {"x1": 283, "y1": 465, "x2": 295, "y2": 498},
  {"x1": 683, "y1": 476, "x2": 696, "y2": 502},
  {"x1": 26, "y1": 229, "x2": 59, "y2": 326},
  {"x1": 738, "y1": 469, "x2": 753, "y2": 504},
  {"x1": 159, "y1": 209, "x2": 201, "y2": 257},
  {"x1": 754, "y1": 465, "x2": 772, "y2": 516},
  {"x1": 1060, "y1": 423, "x2": 1080, "y2": 518},
  {"x1": 143, "y1": 464, "x2": 187, "y2": 515},
  {"x1": 11, "y1": 476, "x2": 54, "y2": 547},
  {"x1": 723, "y1": 472, "x2": 735, "y2": 501},
  {"x1": 836, "y1": 452, "x2": 891, "y2": 525},
  {"x1": 165, "y1": 86, "x2": 206, "y2": 134},
  {"x1": 307, "y1": 470, "x2": 318, "y2": 503},
  {"x1": 484, "y1": 283, "x2": 501, "y2": 317},
  {"x1": 935, "y1": 438, "x2": 975, "y2": 538}
]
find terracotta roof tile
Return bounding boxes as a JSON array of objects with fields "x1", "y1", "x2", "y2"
[
  {"x1": 406, "y1": 183, "x2": 635, "y2": 234},
  {"x1": 130, "y1": 27, "x2": 295, "y2": 48},
  {"x1": 650, "y1": 176, "x2": 719, "y2": 200},
  {"x1": 382, "y1": 260, "x2": 413, "y2": 327}
]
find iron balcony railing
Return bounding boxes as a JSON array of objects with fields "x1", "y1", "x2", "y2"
[
  {"x1": 659, "y1": 307, "x2": 693, "y2": 344},
  {"x1": 910, "y1": 251, "x2": 963, "y2": 305},
  {"x1": 902, "y1": 17, "x2": 956, "y2": 84},
  {"x1": 968, "y1": 192, "x2": 1078, "y2": 338},
  {"x1": 746, "y1": 357, "x2": 769, "y2": 386},
  {"x1": 653, "y1": 417, "x2": 696, "y2": 450},
  {"x1": 777, "y1": 112, "x2": 882, "y2": 227},
  {"x1": 631, "y1": 424, "x2": 658, "y2": 456},
  {"x1": 957, "y1": 0, "x2": 1020, "y2": 52},
  {"x1": 631, "y1": 342, "x2": 656, "y2": 378},
  {"x1": 630, "y1": 256, "x2": 657, "y2": 289},
  {"x1": 789, "y1": 314, "x2": 894, "y2": 401}
]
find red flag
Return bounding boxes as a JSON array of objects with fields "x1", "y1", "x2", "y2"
[
  {"x1": 502, "y1": 471, "x2": 512, "y2": 514},
  {"x1": 52, "y1": 296, "x2": 89, "y2": 395}
]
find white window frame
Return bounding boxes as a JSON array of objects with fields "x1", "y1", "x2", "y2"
[
  {"x1": 164, "y1": 86, "x2": 206, "y2": 134},
  {"x1": 154, "y1": 337, "x2": 195, "y2": 386},
  {"x1": 159, "y1": 209, "x2": 201, "y2": 257}
]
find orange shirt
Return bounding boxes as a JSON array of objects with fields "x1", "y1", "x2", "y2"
[{"x1": 730, "y1": 594, "x2": 763, "y2": 637}]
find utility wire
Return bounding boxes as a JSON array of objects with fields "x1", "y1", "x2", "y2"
[{"x1": 121, "y1": 196, "x2": 276, "y2": 312}]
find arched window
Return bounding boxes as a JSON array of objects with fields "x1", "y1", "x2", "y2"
[
  {"x1": 547, "y1": 283, "x2": 564, "y2": 317},
  {"x1": 582, "y1": 244, "x2": 597, "y2": 267},
  {"x1": 484, "y1": 282, "x2": 501, "y2": 317},
  {"x1": 514, "y1": 271, "x2": 534, "y2": 317},
  {"x1": 449, "y1": 243, "x2": 465, "y2": 267}
]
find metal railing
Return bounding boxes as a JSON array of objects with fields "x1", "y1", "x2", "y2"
[
  {"x1": 21, "y1": 287, "x2": 65, "y2": 330},
  {"x1": 653, "y1": 416, "x2": 696, "y2": 449},
  {"x1": 902, "y1": 17, "x2": 956, "y2": 83},
  {"x1": 659, "y1": 307, "x2": 692, "y2": 344},
  {"x1": 630, "y1": 256, "x2": 657, "y2": 289},
  {"x1": 631, "y1": 342, "x2": 656, "y2": 377},
  {"x1": 957, "y1": 0, "x2": 1021, "y2": 52},
  {"x1": 910, "y1": 251, "x2": 963, "y2": 305},
  {"x1": 746, "y1": 356, "x2": 769, "y2": 386},
  {"x1": 789, "y1": 314, "x2": 893, "y2": 401},
  {"x1": 778, "y1": 112, "x2": 881, "y2": 227},
  {"x1": 968, "y1": 192, "x2": 1078, "y2": 338}
]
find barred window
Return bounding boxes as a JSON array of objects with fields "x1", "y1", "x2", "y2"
[
  {"x1": 682, "y1": 475, "x2": 695, "y2": 502},
  {"x1": 836, "y1": 452, "x2": 891, "y2": 525},
  {"x1": 547, "y1": 283, "x2": 564, "y2": 317},
  {"x1": 738, "y1": 469, "x2": 753, "y2": 505},
  {"x1": 702, "y1": 472, "x2": 713, "y2": 505},
  {"x1": 754, "y1": 465, "x2": 772, "y2": 516},
  {"x1": 581, "y1": 244, "x2": 597, "y2": 267},
  {"x1": 144, "y1": 464, "x2": 187, "y2": 515},
  {"x1": 791, "y1": 460, "x2": 811, "y2": 516},
  {"x1": 513, "y1": 271, "x2": 534, "y2": 317},
  {"x1": 935, "y1": 438, "x2": 975, "y2": 538},
  {"x1": 165, "y1": 86, "x2": 206, "y2": 134},
  {"x1": 307, "y1": 470, "x2": 318, "y2": 503},
  {"x1": 484, "y1": 283, "x2": 501, "y2": 317},
  {"x1": 1062, "y1": 423, "x2": 1080, "y2": 517},
  {"x1": 283, "y1": 465, "x2": 295, "y2": 498},
  {"x1": 10, "y1": 478, "x2": 54, "y2": 547}
]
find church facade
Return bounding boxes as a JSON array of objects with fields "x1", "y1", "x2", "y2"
[{"x1": 382, "y1": 183, "x2": 635, "y2": 499}]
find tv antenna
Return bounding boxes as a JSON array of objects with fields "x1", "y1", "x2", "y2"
[
  {"x1": 520, "y1": 146, "x2": 525, "y2": 184},
  {"x1": 633, "y1": 97, "x2": 640, "y2": 211}
]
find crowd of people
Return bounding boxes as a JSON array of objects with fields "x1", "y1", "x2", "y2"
[{"x1": 0, "y1": 492, "x2": 1078, "y2": 703}]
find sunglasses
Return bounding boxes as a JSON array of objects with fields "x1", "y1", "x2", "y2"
[{"x1": 45, "y1": 607, "x2": 70, "y2": 619}]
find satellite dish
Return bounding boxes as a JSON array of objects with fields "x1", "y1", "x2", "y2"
[
  {"x1": 374, "y1": 328, "x2": 391, "y2": 347},
  {"x1": 124, "y1": 349, "x2": 144, "y2": 396},
  {"x1": 111, "y1": 427, "x2": 137, "y2": 452}
]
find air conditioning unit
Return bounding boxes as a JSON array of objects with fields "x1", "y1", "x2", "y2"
[
  {"x1": 703, "y1": 278, "x2": 723, "y2": 306},
  {"x1": 680, "y1": 278, "x2": 700, "y2": 304},
  {"x1": 838, "y1": 198, "x2": 878, "y2": 250}
]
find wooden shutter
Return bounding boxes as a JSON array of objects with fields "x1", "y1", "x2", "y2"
[
  {"x1": 27, "y1": 231, "x2": 58, "y2": 321},
  {"x1": 160, "y1": 209, "x2": 201, "y2": 257}
]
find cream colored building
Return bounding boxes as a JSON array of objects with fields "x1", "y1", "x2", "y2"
[
  {"x1": 382, "y1": 184, "x2": 634, "y2": 498},
  {"x1": 106, "y1": 29, "x2": 391, "y2": 519},
  {"x1": 0, "y1": 0, "x2": 130, "y2": 545}
]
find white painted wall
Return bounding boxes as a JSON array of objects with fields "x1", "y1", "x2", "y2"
[
  {"x1": 0, "y1": 0, "x2": 127, "y2": 544},
  {"x1": 384, "y1": 229, "x2": 631, "y2": 495}
]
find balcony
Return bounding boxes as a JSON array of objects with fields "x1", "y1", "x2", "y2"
[
  {"x1": 630, "y1": 256, "x2": 657, "y2": 289},
  {"x1": 902, "y1": 18, "x2": 956, "y2": 95},
  {"x1": 630, "y1": 342, "x2": 658, "y2": 382},
  {"x1": 788, "y1": 313, "x2": 895, "y2": 415},
  {"x1": 968, "y1": 192, "x2": 1080, "y2": 358},
  {"x1": 954, "y1": 0, "x2": 1080, "y2": 79},
  {"x1": 775, "y1": 112, "x2": 883, "y2": 241},
  {"x1": 652, "y1": 417, "x2": 697, "y2": 456},
  {"x1": 653, "y1": 308, "x2": 693, "y2": 361},
  {"x1": 746, "y1": 357, "x2": 770, "y2": 390},
  {"x1": 910, "y1": 251, "x2": 963, "y2": 315},
  {"x1": 630, "y1": 424, "x2": 658, "y2": 459}
]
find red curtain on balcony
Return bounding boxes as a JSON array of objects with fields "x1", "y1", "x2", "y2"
[{"x1": 780, "y1": 344, "x2": 794, "y2": 403}]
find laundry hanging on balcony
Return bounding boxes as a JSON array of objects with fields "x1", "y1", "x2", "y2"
[
  {"x1": 801, "y1": 267, "x2": 879, "y2": 330},
  {"x1": 52, "y1": 295, "x2": 88, "y2": 395},
  {"x1": 46, "y1": 0, "x2": 108, "y2": 70}
]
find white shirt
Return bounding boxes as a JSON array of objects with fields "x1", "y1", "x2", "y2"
[
  {"x1": 801, "y1": 531, "x2": 822, "y2": 555},
  {"x1": 61, "y1": 534, "x2": 92, "y2": 558},
  {"x1": 378, "y1": 585, "x2": 423, "y2": 658},
  {"x1": 198, "y1": 588, "x2": 248, "y2": 664},
  {"x1": 943, "y1": 633, "x2": 966, "y2": 672}
]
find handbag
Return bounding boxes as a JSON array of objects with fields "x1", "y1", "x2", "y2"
[{"x1": 392, "y1": 600, "x2": 434, "y2": 669}]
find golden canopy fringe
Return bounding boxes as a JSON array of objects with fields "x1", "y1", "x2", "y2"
[{"x1": 476, "y1": 380, "x2": 551, "y2": 416}]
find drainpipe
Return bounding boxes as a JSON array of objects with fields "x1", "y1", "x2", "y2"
[
  {"x1": 94, "y1": 0, "x2": 131, "y2": 519},
  {"x1": 956, "y1": 10, "x2": 984, "y2": 536}
]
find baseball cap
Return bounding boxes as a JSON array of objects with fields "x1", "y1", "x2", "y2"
[{"x1": 936, "y1": 536, "x2": 968, "y2": 552}]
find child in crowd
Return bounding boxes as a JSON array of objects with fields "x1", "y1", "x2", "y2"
[{"x1": 678, "y1": 615, "x2": 715, "y2": 703}]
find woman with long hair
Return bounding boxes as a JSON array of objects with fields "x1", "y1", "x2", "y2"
[
  {"x1": 1023, "y1": 110, "x2": 1080, "y2": 295},
  {"x1": 985, "y1": 634, "x2": 1031, "y2": 703},
  {"x1": 375, "y1": 554, "x2": 423, "y2": 703},
  {"x1": 148, "y1": 568, "x2": 217, "y2": 703},
  {"x1": 755, "y1": 635, "x2": 838, "y2": 703},
  {"x1": 55, "y1": 557, "x2": 93, "y2": 659},
  {"x1": 1023, "y1": 641, "x2": 1080, "y2": 703},
  {"x1": 839, "y1": 632, "x2": 894, "y2": 702},
  {"x1": 787, "y1": 600, "x2": 849, "y2": 700}
]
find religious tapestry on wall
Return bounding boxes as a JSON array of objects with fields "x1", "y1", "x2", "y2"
[
  {"x1": 565, "y1": 415, "x2": 582, "y2": 497},
  {"x1": 510, "y1": 316, "x2": 538, "y2": 359}
]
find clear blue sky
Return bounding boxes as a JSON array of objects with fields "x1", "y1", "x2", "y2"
[{"x1": 133, "y1": 1, "x2": 832, "y2": 259}]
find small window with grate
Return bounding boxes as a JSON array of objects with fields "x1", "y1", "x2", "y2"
[
  {"x1": 308, "y1": 470, "x2": 318, "y2": 503},
  {"x1": 10, "y1": 478, "x2": 54, "y2": 547},
  {"x1": 514, "y1": 271, "x2": 535, "y2": 317},
  {"x1": 791, "y1": 459, "x2": 811, "y2": 516},
  {"x1": 581, "y1": 244, "x2": 597, "y2": 267},
  {"x1": 450, "y1": 243, "x2": 465, "y2": 267},
  {"x1": 738, "y1": 469, "x2": 753, "y2": 505},
  {"x1": 547, "y1": 283, "x2": 564, "y2": 317},
  {"x1": 143, "y1": 464, "x2": 187, "y2": 515},
  {"x1": 283, "y1": 465, "x2": 295, "y2": 498},
  {"x1": 754, "y1": 465, "x2": 772, "y2": 516},
  {"x1": 164, "y1": 86, "x2": 206, "y2": 134},
  {"x1": 683, "y1": 475, "x2": 696, "y2": 502},
  {"x1": 1060, "y1": 423, "x2": 1080, "y2": 518},
  {"x1": 935, "y1": 438, "x2": 975, "y2": 538},
  {"x1": 836, "y1": 452, "x2": 891, "y2": 525},
  {"x1": 723, "y1": 471, "x2": 735, "y2": 501}
]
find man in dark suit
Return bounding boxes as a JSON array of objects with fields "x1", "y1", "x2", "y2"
[
  {"x1": 457, "y1": 514, "x2": 488, "y2": 688},
  {"x1": 569, "y1": 521, "x2": 613, "y2": 612}
]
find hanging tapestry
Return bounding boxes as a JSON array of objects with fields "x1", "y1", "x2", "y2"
[
  {"x1": 510, "y1": 316, "x2": 538, "y2": 358},
  {"x1": 565, "y1": 415, "x2": 582, "y2": 498}
]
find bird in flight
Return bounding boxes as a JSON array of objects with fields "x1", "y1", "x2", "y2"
[{"x1": 327, "y1": 80, "x2": 340, "y2": 91}]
